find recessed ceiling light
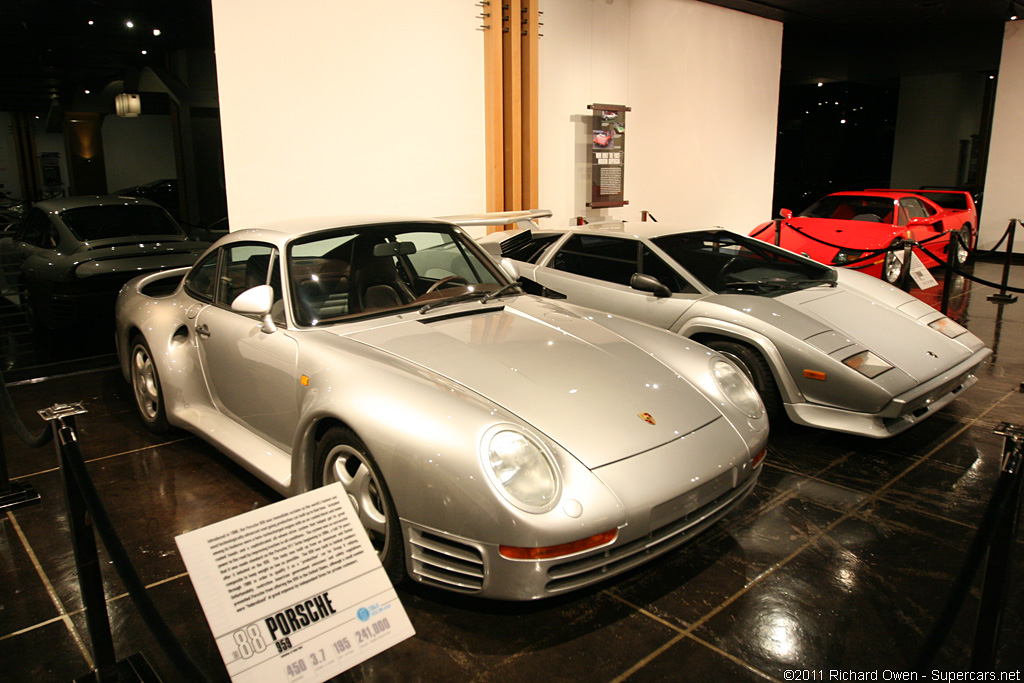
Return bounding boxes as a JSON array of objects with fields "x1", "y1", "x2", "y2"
[
  {"x1": 126, "y1": 20, "x2": 134, "y2": 28},
  {"x1": 153, "y1": 29, "x2": 162, "y2": 36}
]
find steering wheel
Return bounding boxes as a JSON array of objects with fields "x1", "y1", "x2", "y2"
[
  {"x1": 424, "y1": 275, "x2": 468, "y2": 294},
  {"x1": 713, "y1": 257, "x2": 740, "y2": 287}
]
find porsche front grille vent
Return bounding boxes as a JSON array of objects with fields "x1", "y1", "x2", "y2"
[
  {"x1": 544, "y1": 471, "x2": 759, "y2": 594},
  {"x1": 409, "y1": 529, "x2": 485, "y2": 593}
]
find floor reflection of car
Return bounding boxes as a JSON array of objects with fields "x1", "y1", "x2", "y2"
[
  {"x1": 477, "y1": 222, "x2": 990, "y2": 438},
  {"x1": 0, "y1": 196, "x2": 209, "y2": 328},
  {"x1": 116, "y1": 216, "x2": 769, "y2": 600}
]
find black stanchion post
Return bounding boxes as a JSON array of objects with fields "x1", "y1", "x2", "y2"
[
  {"x1": 774, "y1": 220, "x2": 781, "y2": 246},
  {"x1": 42, "y1": 403, "x2": 120, "y2": 682},
  {"x1": 900, "y1": 239, "x2": 915, "y2": 292},
  {"x1": 940, "y1": 231, "x2": 957, "y2": 316},
  {"x1": 970, "y1": 423, "x2": 1024, "y2": 669},
  {"x1": 988, "y1": 219, "x2": 1019, "y2": 304},
  {"x1": 0, "y1": 383, "x2": 43, "y2": 511},
  {"x1": 1, "y1": 420, "x2": 41, "y2": 511}
]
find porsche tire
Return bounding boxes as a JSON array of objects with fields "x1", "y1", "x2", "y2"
[
  {"x1": 129, "y1": 334, "x2": 170, "y2": 433},
  {"x1": 707, "y1": 339, "x2": 781, "y2": 420},
  {"x1": 315, "y1": 426, "x2": 405, "y2": 584}
]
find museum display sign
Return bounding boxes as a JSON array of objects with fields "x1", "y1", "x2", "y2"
[
  {"x1": 176, "y1": 484, "x2": 414, "y2": 683},
  {"x1": 587, "y1": 103, "x2": 630, "y2": 208}
]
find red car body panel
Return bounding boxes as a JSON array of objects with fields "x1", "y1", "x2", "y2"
[{"x1": 749, "y1": 190, "x2": 978, "y2": 281}]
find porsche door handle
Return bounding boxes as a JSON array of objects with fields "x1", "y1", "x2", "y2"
[{"x1": 196, "y1": 323, "x2": 211, "y2": 338}]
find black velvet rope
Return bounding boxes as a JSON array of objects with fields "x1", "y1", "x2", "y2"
[
  {"x1": 916, "y1": 241, "x2": 1024, "y2": 295},
  {"x1": 55, "y1": 422, "x2": 211, "y2": 682}
]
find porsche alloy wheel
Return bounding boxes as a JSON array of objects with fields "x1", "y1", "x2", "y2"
[
  {"x1": 315, "y1": 427, "x2": 404, "y2": 582},
  {"x1": 706, "y1": 339, "x2": 781, "y2": 419},
  {"x1": 882, "y1": 242, "x2": 904, "y2": 284},
  {"x1": 129, "y1": 335, "x2": 170, "y2": 433}
]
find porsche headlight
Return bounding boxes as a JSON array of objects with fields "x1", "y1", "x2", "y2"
[
  {"x1": 483, "y1": 428, "x2": 559, "y2": 511},
  {"x1": 712, "y1": 359, "x2": 764, "y2": 419},
  {"x1": 843, "y1": 350, "x2": 892, "y2": 378},
  {"x1": 928, "y1": 317, "x2": 967, "y2": 339}
]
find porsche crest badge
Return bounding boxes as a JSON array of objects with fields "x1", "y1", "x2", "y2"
[{"x1": 638, "y1": 412, "x2": 656, "y2": 425}]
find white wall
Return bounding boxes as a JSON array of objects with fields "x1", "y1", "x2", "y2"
[
  {"x1": 210, "y1": 0, "x2": 487, "y2": 230},
  {"x1": 539, "y1": 0, "x2": 783, "y2": 230},
  {"x1": 102, "y1": 115, "x2": 177, "y2": 192},
  {"x1": 981, "y1": 21, "x2": 1024, "y2": 251},
  {"x1": 890, "y1": 73, "x2": 988, "y2": 190}
]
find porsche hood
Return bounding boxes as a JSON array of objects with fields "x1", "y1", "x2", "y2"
[{"x1": 343, "y1": 299, "x2": 727, "y2": 469}]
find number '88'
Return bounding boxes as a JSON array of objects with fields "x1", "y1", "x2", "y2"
[{"x1": 232, "y1": 625, "x2": 267, "y2": 659}]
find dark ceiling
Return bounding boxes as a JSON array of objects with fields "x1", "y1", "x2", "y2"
[
  {"x1": 0, "y1": 0, "x2": 1017, "y2": 115},
  {"x1": 701, "y1": 0, "x2": 1015, "y2": 83},
  {"x1": 0, "y1": 0, "x2": 214, "y2": 115}
]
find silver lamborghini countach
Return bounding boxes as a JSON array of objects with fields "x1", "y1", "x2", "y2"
[
  {"x1": 115, "y1": 217, "x2": 768, "y2": 600},
  {"x1": 477, "y1": 221, "x2": 990, "y2": 439}
]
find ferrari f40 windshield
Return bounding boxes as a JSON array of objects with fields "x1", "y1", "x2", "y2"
[
  {"x1": 651, "y1": 230, "x2": 836, "y2": 295},
  {"x1": 798, "y1": 195, "x2": 897, "y2": 223},
  {"x1": 287, "y1": 222, "x2": 506, "y2": 325}
]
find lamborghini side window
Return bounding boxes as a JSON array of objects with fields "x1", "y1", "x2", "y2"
[
  {"x1": 552, "y1": 234, "x2": 639, "y2": 286},
  {"x1": 184, "y1": 251, "x2": 219, "y2": 303},
  {"x1": 641, "y1": 247, "x2": 697, "y2": 293}
]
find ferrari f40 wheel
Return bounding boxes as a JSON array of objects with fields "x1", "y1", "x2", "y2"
[
  {"x1": 315, "y1": 426, "x2": 405, "y2": 583},
  {"x1": 882, "y1": 242, "x2": 904, "y2": 284},
  {"x1": 707, "y1": 339, "x2": 781, "y2": 419},
  {"x1": 129, "y1": 334, "x2": 170, "y2": 433}
]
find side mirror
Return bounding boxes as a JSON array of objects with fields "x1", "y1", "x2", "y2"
[
  {"x1": 630, "y1": 273, "x2": 672, "y2": 298},
  {"x1": 779, "y1": 208, "x2": 793, "y2": 220},
  {"x1": 500, "y1": 257, "x2": 520, "y2": 281},
  {"x1": 231, "y1": 285, "x2": 278, "y2": 333},
  {"x1": 906, "y1": 216, "x2": 939, "y2": 230}
]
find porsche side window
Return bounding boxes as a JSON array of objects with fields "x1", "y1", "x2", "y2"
[
  {"x1": 217, "y1": 244, "x2": 278, "y2": 309},
  {"x1": 552, "y1": 234, "x2": 639, "y2": 286},
  {"x1": 184, "y1": 252, "x2": 219, "y2": 302},
  {"x1": 18, "y1": 209, "x2": 50, "y2": 247},
  {"x1": 641, "y1": 247, "x2": 697, "y2": 294}
]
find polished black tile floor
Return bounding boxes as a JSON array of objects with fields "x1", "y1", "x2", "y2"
[{"x1": 2, "y1": 261, "x2": 1023, "y2": 681}]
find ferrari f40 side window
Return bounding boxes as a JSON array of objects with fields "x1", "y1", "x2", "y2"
[{"x1": 552, "y1": 234, "x2": 639, "y2": 286}]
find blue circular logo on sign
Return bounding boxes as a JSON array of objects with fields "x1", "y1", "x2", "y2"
[{"x1": 357, "y1": 607, "x2": 370, "y2": 622}]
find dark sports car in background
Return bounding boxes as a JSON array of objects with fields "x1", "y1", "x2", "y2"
[
  {"x1": 749, "y1": 189, "x2": 978, "y2": 283},
  {"x1": 0, "y1": 195, "x2": 208, "y2": 328}
]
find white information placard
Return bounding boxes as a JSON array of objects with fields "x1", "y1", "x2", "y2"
[
  {"x1": 891, "y1": 250, "x2": 939, "y2": 290},
  {"x1": 175, "y1": 484, "x2": 414, "y2": 683}
]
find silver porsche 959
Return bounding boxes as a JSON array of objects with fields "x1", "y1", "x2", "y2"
[{"x1": 116, "y1": 217, "x2": 767, "y2": 600}]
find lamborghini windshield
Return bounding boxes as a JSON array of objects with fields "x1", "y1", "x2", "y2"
[
  {"x1": 287, "y1": 222, "x2": 508, "y2": 325},
  {"x1": 651, "y1": 230, "x2": 836, "y2": 295}
]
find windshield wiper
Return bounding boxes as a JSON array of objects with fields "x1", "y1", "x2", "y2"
[
  {"x1": 419, "y1": 289, "x2": 488, "y2": 314},
  {"x1": 720, "y1": 277, "x2": 836, "y2": 293},
  {"x1": 419, "y1": 282, "x2": 525, "y2": 314},
  {"x1": 480, "y1": 282, "x2": 522, "y2": 303}
]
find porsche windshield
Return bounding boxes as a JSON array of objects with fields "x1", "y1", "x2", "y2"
[
  {"x1": 799, "y1": 195, "x2": 897, "y2": 223},
  {"x1": 61, "y1": 205, "x2": 185, "y2": 241},
  {"x1": 287, "y1": 222, "x2": 506, "y2": 325},
  {"x1": 651, "y1": 230, "x2": 835, "y2": 295}
]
